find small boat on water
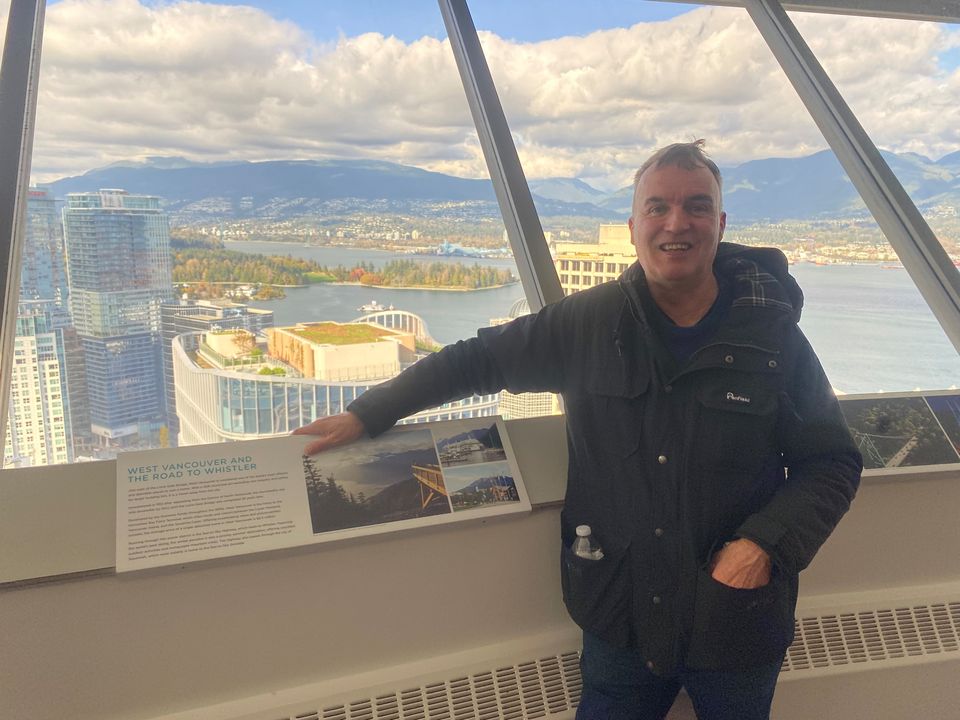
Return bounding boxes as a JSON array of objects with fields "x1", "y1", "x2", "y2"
[{"x1": 357, "y1": 300, "x2": 395, "y2": 313}]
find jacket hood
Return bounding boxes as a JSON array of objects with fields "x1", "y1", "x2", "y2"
[
  {"x1": 619, "y1": 242, "x2": 804, "y2": 322},
  {"x1": 715, "y1": 242, "x2": 804, "y2": 321}
]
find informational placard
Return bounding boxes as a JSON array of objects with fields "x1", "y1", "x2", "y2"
[
  {"x1": 116, "y1": 417, "x2": 529, "y2": 572},
  {"x1": 838, "y1": 392, "x2": 960, "y2": 470}
]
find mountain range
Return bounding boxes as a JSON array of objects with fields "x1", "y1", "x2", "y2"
[{"x1": 41, "y1": 149, "x2": 960, "y2": 225}]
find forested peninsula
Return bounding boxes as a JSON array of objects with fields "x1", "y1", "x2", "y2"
[{"x1": 171, "y1": 246, "x2": 516, "y2": 300}]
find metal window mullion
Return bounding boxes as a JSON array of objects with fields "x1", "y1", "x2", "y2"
[
  {"x1": 0, "y1": 0, "x2": 45, "y2": 461},
  {"x1": 437, "y1": 0, "x2": 563, "y2": 312},
  {"x1": 744, "y1": 0, "x2": 960, "y2": 355},
  {"x1": 658, "y1": 1, "x2": 960, "y2": 24}
]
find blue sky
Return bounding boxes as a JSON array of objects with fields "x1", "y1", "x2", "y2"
[
  {"x1": 139, "y1": 0, "x2": 694, "y2": 42},
  {"x1": 940, "y1": 45, "x2": 960, "y2": 72}
]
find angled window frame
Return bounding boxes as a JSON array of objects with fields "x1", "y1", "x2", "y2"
[
  {"x1": 0, "y1": 0, "x2": 44, "y2": 471},
  {"x1": 661, "y1": 0, "x2": 960, "y2": 23},
  {"x1": 438, "y1": 0, "x2": 564, "y2": 312}
]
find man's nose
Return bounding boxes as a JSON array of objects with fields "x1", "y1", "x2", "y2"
[{"x1": 663, "y1": 206, "x2": 691, "y2": 232}]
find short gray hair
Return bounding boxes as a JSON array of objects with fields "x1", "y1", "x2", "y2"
[{"x1": 633, "y1": 139, "x2": 723, "y2": 202}]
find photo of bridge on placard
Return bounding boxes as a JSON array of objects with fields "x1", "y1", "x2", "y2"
[{"x1": 839, "y1": 395, "x2": 960, "y2": 470}]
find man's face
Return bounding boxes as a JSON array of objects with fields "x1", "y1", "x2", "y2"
[{"x1": 628, "y1": 163, "x2": 726, "y2": 294}]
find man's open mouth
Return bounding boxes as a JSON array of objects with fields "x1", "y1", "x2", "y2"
[{"x1": 659, "y1": 242, "x2": 692, "y2": 252}]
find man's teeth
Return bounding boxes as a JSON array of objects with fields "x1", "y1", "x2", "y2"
[{"x1": 661, "y1": 243, "x2": 691, "y2": 250}]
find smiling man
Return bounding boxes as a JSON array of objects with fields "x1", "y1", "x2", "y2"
[{"x1": 295, "y1": 140, "x2": 862, "y2": 720}]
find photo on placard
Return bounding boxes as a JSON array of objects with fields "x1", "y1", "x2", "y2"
[
  {"x1": 442, "y1": 460, "x2": 520, "y2": 512},
  {"x1": 433, "y1": 418, "x2": 507, "y2": 467},
  {"x1": 839, "y1": 396, "x2": 960, "y2": 470},
  {"x1": 302, "y1": 429, "x2": 450, "y2": 534},
  {"x1": 925, "y1": 394, "x2": 960, "y2": 455}
]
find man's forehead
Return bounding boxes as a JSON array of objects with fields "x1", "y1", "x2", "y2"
[{"x1": 636, "y1": 163, "x2": 720, "y2": 200}]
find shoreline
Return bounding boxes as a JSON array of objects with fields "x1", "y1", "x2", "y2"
[
  {"x1": 323, "y1": 280, "x2": 519, "y2": 292},
  {"x1": 174, "y1": 279, "x2": 519, "y2": 294},
  {"x1": 218, "y1": 239, "x2": 915, "y2": 267}
]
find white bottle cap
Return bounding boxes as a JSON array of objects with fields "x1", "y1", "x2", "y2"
[{"x1": 576, "y1": 524, "x2": 591, "y2": 537}]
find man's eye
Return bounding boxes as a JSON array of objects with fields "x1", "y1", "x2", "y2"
[
  {"x1": 647, "y1": 205, "x2": 667, "y2": 215},
  {"x1": 689, "y1": 204, "x2": 711, "y2": 215}
]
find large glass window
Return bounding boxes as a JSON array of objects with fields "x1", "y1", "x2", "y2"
[
  {"x1": 4, "y1": 0, "x2": 529, "y2": 468},
  {"x1": 788, "y1": 10, "x2": 960, "y2": 389},
  {"x1": 0, "y1": 1, "x2": 8, "y2": 58},
  {"x1": 473, "y1": 0, "x2": 960, "y2": 394},
  {"x1": 8, "y1": 0, "x2": 960, "y2": 472}
]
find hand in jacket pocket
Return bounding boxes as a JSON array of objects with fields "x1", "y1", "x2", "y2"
[{"x1": 709, "y1": 537, "x2": 771, "y2": 589}]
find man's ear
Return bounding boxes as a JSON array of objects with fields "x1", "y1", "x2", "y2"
[
  {"x1": 718, "y1": 211, "x2": 726, "y2": 242},
  {"x1": 628, "y1": 217, "x2": 636, "y2": 244}
]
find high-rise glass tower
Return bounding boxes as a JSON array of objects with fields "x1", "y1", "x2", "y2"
[
  {"x1": 11, "y1": 189, "x2": 93, "y2": 460},
  {"x1": 20, "y1": 188, "x2": 69, "y2": 310},
  {"x1": 63, "y1": 190, "x2": 173, "y2": 451}
]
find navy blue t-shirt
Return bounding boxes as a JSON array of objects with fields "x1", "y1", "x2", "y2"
[{"x1": 648, "y1": 279, "x2": 733, "y2": 363}]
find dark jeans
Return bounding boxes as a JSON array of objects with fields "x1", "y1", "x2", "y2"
[{"x1": 576, "y1": 632, "x2": 783, "y2": 720}]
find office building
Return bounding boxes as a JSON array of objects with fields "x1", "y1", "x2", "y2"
[
  {"x1": 2, "y1": 301, "x2": 72, "y2": 468},
  {"x1": 20, "y1": 188, "x2": 69, "y2": 310},
  {"x1": 172, "y1": 312, "x2": 498, "y2": 445},
  {"x1": 17, "y1": 189, "x2": 92, "y2": 458},
  {"x1": 62, "y1": 189, "x2": 173, "y2": 451},
  {"x1": 160, "y1": 299, "x2": 274, "y2": 445},
  {"x1": 554, "y1": 223, "x2": 635, "y2": 295}
]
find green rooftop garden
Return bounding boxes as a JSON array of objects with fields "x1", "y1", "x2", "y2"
[{"x1": 288, "y1": 322, "x2": 394, "y2": 346}]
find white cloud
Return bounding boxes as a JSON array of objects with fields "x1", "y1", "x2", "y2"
[
  {"x1": 0, "y1": 0, "x2": 9, "y2": 48},
  {"x1": 25, "y1": 1, "x2": 960, "y2": 190}
]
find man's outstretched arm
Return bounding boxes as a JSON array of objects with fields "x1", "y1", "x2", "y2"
[{"x1": 293, "y1": 299, "x2": 574, "y2": 454}]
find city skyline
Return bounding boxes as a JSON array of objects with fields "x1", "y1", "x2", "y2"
[
  {"x1": 5, "y1": 179, "x2": 959, "y2": 468},
  {"x1": 11, "y1": 1, "x2": 960, "y2": 191}
]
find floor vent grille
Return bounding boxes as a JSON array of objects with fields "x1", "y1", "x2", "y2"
[
  {"x1": 782, "y1": 601, "x2": 960, "y2": 672},
  {"x1": 266, "y1": 602, "x2": 960, "y2": 720}
]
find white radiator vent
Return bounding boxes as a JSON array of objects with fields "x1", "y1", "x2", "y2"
[
  {"x1": 257, "y1": 602, "x2": 960, "y2": 720},
  {"x1": 278, "y1": 652, "x2": 583, "y2": 720},
  {"x1": 783, "y1": 601, "x2": 960, "y2": 672}
]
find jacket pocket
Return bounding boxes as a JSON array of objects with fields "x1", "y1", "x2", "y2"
[
  {"x1": 560, "y1": 540, "x2": 632, "y2": 646},
  {"x1": 583, "y1": 369, "x2": 649, "y2": 460},
  {"x1": 685, "y1": 567, "x2": 795, "y2": 671},
  {"x1": 695, "y1": 384, "x2": 779, "y2": 471}
]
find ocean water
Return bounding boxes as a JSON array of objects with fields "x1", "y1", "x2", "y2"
[
  {"x1": 227, "y1": 241, "x2": 960, "y2": 394},
  {"x1": 791, "y1": 263, "x2": 960, "y2": 394}
]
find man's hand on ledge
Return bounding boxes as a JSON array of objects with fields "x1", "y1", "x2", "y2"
[
  {"x1": 292, "y1": 411, "x2": 366, "y2": 455},
  {"x1": 709, "y1": 537, "x2": 772, "y2": 589}
]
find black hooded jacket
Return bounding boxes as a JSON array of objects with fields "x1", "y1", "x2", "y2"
[{"x1": 348, "y1": 243, "x2": 862, "y2": 675}]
